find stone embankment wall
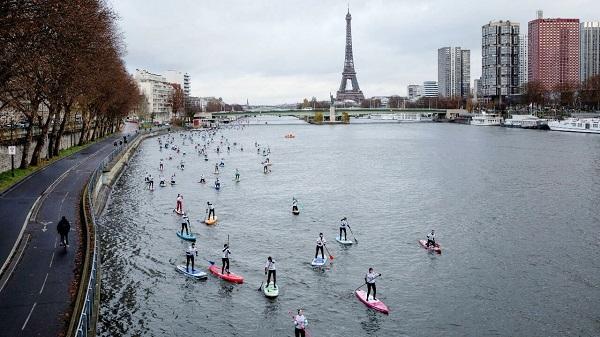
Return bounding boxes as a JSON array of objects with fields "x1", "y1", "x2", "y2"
[{"x1": 0, "y1": 132, "x2": 82, "y2": 173}]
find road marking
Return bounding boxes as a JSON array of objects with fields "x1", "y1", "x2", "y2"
[
  {"x1": 49, "y1": 251, "x2": 55, "y2": 268},
  {"x1": 21, "y1": 302, "x2": 36, "y2": 330},
  {"x1": 0, "y1": 234, "x2": 30, "y2": 294},
  {"x1": 39, "y1": 273, "x2": 48, "y2": 294}
]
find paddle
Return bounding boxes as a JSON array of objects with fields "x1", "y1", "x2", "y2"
[
  {"x1": 347, "y1": 224, "x2": 358, "y2": 244},
  {"x1": 205, "y1": 258, "x2": 215, "y2": 265},
  {"x1": 324, "y1": 244, "x2": 334, "y2": 260},
  {"x1": 353, "y1": 274, "x2": 382, "y2": 292}
]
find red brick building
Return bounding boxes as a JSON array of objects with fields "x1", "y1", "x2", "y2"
[{"x1": 528, "y1": 17, "x2": 579, "y2": 91}]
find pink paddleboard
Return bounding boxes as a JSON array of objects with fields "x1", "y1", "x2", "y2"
[
  {"x1": 418, "y1": 239, "x2": 441, "y2": 254},
  {"x1": 355, "y1": 290, "x2": 389, "y2": 314}
]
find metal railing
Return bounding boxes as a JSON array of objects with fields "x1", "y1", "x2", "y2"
[{"x1": 72, "y1": 128, "x2": 152, "y2": 337}]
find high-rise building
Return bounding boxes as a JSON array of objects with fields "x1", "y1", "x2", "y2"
[
  {"x1": 164, "y1": 70, "x2": 191, "y2": 98},
  {"x1": 134, "y1": 69, "x2": 174, "y2": 122},
  {"x1": 580, "y1": 22, "x2": 600, "y2": 82},
  {"x1": 473, "y1": 78, "x2": 481, "y2": 99},
  {"x1": 438, "y1": 47, "x2": 470, "y2": 98},
  {"x1": 423, "y1": 81, "x2": 439, "y2": 97},
  {"x1": 481, "y1": 20, "x2": 520, "y2": 99},
  {"x1": 519, "y1": 35, "x2": 528, "y2": 87},
  {"x1": 407, "y1": 85, "x2": 423, "y2": 100},
  {"x1": 528, "y1": 12, "x2": 579, "y2": 90}
]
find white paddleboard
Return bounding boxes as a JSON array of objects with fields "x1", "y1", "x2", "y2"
[
  {"x1": 176, "y1": 265, "x2": 207, "y2": 279},
  {"x1": 311, "y1": 256, "x2": 328, "y2": 267},
  {"x1": 335, "y1": 236, "x2": 353, "y2": 245},
  {"x1": 263, "y1": 282, "x2": 279, "y2": 298}
]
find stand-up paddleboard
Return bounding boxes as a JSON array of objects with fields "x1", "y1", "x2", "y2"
[
  {"x1": 174, "y1": 208, "x2": 184, "y2": 215},
  {"x1": 214, "y1": 185, "x2": 221, "y2": 190},
  {"x1": 204, "y1": 158, "x2": 209, "y2": 161},
  {"x1": 176, "y1": 231, "x2": 196, "y2": 241},
  {"x1": 214, "y1": 172, "x2": 219, "y2": 175},
  {"x1": 292, "y1": 209, "x2": 300, "y2": 215},
  {"x1": 208, "y1": 265, "x2": 244, "y2": 284},
  {"x1": 263, "y1": 282, "x2": 279, "y2": 298},
  {"x1": 418, "y1": 240, "x2": 442, "y2": 254},
  {"x1": 335, "y1": 236, "x2": 353, "y2": 245},
  {"x1": 176, "y1": 265, "x2": 207, "y2": 279},
  {"x1": 311, "y1": 256, "x2": 328, "y2": 267},
  {"x1": 170, "y1": 182, "x2": 176, "y2": 185},
  {"x1": 205, "y1": 216, "x2": 218, "y2": 225},
  {"x1": 160, "y1": 183, "x2": 166, "y2": 187},
  {"x1": 355, "y1": 289, "x2": 389, "y2": 314}
]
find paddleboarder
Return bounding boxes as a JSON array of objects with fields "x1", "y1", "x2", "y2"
[
  {"x1": 293, "y1": 309, "x2": 308, "y2": 337},
  {"x1": 206, "y1": 202, "x2": 216, "y2": 220},
  {"x1": 170, "y1": 174, "x2": 176, "y2": 185},
  {"x1": 159, "y1": 159, "x2": 164, "y2": 171},
  {"x1": 176, "y1": 194, "x2": 183, "y2": 213},
  {"x1": 264, "y1": 256, "x2": 276, "y2": 287},
  {"x1": 185, "y1": 242, "x2": 198, "y2": 272},
  {"x1": 181, "y1": 214, "x2": 190, "y2": 235},
  {"x1": 215, "y1": 178, "x2": 221, "y2": 189},
  {"x1": 315, "y1": 233, "x2": 326, "y2": 259},
  {"x1": 339, "y1": 217, "x2": 348, "y2": 241},
  {"x1": 214, "y1": 163, "x2": 219, "y2": 174},
  {"x1": 426, "y1": 230, "x2": 436, "y2": 248},
  {"x1": 222, "y1": 244, "x2": 231, "y2": 274},
  {"x1": 235, "y1": 168, "x2": 240, "y2": 181},
  {"x1": 57, "y1": 216, "x2": 70, "y2": 247},
  {"x1": 365, "y1": 267, "x2": 381, "y2": 301},
  {"x1": 292, "y1": 198, "x2": 298, "y2": 213},
  {"x1": 159, "y1": 175, "x2": 166, "y2": 187},
  {"x1": 199, "y1": 174, "x2": 206, "y2": 184},
  {"x1": 148, "y1": 174, "x2": 154, "y2": 189}
]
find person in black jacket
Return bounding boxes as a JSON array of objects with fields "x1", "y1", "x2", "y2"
[{"x1": 57, "y1": 216, "x2": 70, "y2": 247}]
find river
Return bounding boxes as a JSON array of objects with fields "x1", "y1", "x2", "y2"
[{"x1": 98, "y1": 118, "x2": 600, "y2": 337}]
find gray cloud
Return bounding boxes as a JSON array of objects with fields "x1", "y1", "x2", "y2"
[{"x1": 111, "y1": 0, "x2": 599, "y2": 104}]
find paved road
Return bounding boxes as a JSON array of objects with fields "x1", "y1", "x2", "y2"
[{"x1": 0, "y1": 135, "x2": 123, "y2": 337}]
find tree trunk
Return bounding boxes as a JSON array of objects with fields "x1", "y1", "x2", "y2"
[
  {"x1": 30, "y1": 107, "x2": 55, "y2": 166},
  {"x1": 78, "y1": 110, "x2": 90, "y2": 146},
  {"x1": 53, "y1": 103, "x2": 71, "y2": 156},
  {"x1": 19, "y1": 121, "x2": 34, "y2": 169}
]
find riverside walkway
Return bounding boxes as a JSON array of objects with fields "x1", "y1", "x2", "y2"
[{"x1": 0, "y1": 133, "x2": 124, "y2": 337}]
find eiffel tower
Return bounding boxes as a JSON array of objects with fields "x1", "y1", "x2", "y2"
[{"x1": 336, "y1": 8, "x2": 365, "y2": 103}]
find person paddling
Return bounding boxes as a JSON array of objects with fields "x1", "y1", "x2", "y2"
[
  {"x1": 214, "y1": 163, "x2": 219, "y2": 174},
  {"x1": 215, "y1": 178, "x2": 221, "y2": 189},
  {"x1": 292, "y1": 198, "x2": 299, "y2": 212},
  {"x1": 199, "y1": 174, "x2": 206, "y2": 184},
  {"x1": 339, "y1": 217, "x2": 348, "y2": 241},
  {"x1": 264, "y1": 256, "x2": 276, "y2": 288},
  {"x1": 159, "y1": 175, "x2": 165, "y2": 187},
  {"x1": 222, "y1": 244, "x2": 231, "y2": 274},
  {"x1": 293, "y1": 309, "x2": 308, "y2": 337},
  {"x1": 426, "y1": 230, "x2": 436, "y2": 248},
  {"x1": 235, "y1": 168, "x2": 240, "y2": 181},
  {"x1": 365, "y1": 267, "x2": 381, "y2": 301},
  {"x1": 159, "y1": 159, "x2": 164, "y2": 171},
  {"x1": 207, "y1": 201, "x2": 215, "y2": 220},
  {"x1": 186, "y1": 242, "x2": 198, "y2": 272},
  {"x1": 170, "y1": 174, "x2": 176, "y2": 185},
  {"x1": 148, "y1": 174, "x2": 154, "y2": 189},
  {"x1": 315, "y1": 233, "x2": 327, "y2": 259},
  {"x1": 57, "y1": 216, "x2": 70, "y2": 247},
  {"x1": 175, "y1": 194, "x2": 183, "y2": 213},
  {"x1": 181, "y1": 214, "x2": 190, "y2": 235}
]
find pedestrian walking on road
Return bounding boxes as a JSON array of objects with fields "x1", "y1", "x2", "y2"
[{"x1": 57, "y1": 216, "x2": 70, "y2": 247}]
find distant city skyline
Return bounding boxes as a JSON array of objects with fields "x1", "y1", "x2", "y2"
[{"x1": 111, "y1": 0, "x2": 600, "y2": 104}]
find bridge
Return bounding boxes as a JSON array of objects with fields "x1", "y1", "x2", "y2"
[{"x1": 212, "y1": 108, "x2": 452, "y2": 118}]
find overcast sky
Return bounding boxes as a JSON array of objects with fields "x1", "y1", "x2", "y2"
[{"x1": 110, "y1": 0, "x2": 599, "y2": 104}]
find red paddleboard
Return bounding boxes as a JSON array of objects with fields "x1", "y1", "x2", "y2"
[
  {"x1": 355, "y1": 290, "x2": 389, "y2": 314},
  {"x1": 208, "y1": 265, "x2": 244, "y2": 284},
  {"x1": 418, "y1": 240, "x2": 441, "y2": 254}
]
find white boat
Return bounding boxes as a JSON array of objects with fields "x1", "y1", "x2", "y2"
[
  {"x1": 470, "y1": 112, "x2": 503, "y2": 126},
  {"x1": 548, "y1": 118, "x2": 600, "y2": 134},
  {"x1": 504, "y1": 115, "x2": 548, "y2": 129}
]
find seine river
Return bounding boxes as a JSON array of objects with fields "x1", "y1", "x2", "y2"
[{"x1": 98, "y1": 118, "x2": 600, "y2": 337}]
